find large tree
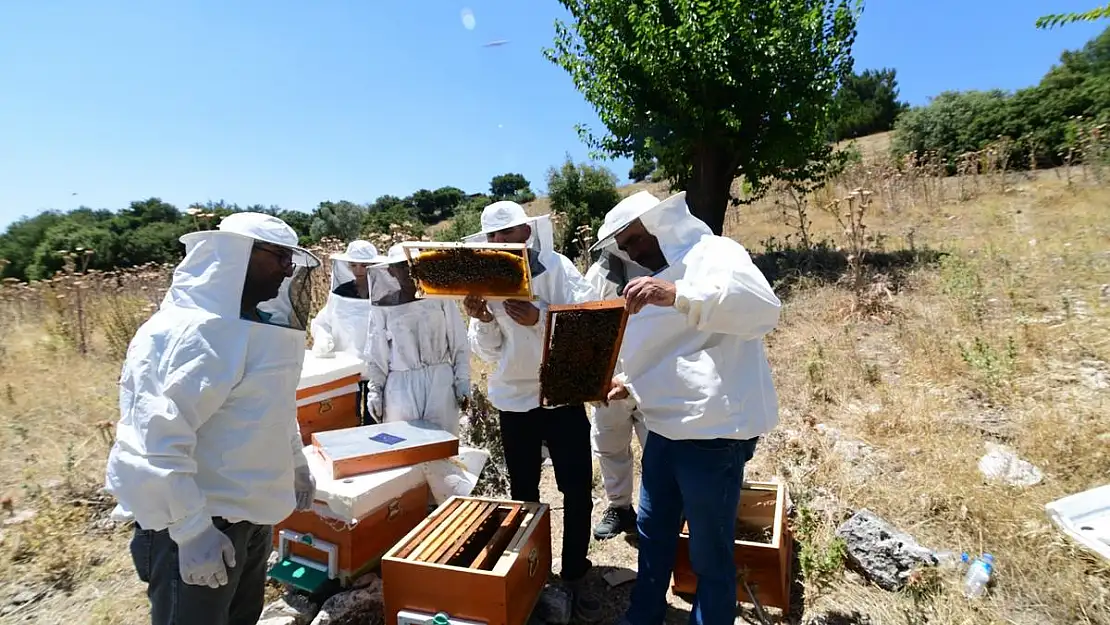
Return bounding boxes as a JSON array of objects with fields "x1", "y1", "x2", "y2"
[
  {"x1": 545, "y1": 0, "x2": 859, "y2": 235},
  {"x1": 831, "y1": 68, "x2": 909, "y2": 141}
]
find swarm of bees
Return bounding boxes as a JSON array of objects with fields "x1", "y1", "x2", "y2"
[
  {"x1": 539, "y1": 305, "x2": 627, "y2": 407},
  {"x1": 409, "y1": 248, "x2": 529, "y2": 297}
]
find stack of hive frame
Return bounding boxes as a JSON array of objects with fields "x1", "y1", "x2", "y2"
[
  {"x1": 539, "y1": 299, "x2": 630, "y2": 407},
  {"x1": 399, "y1": 241, "x2": 534, "y2": 300},
  {"x1": 382, "y1": 496, "x2": 551, "y2": 625}
]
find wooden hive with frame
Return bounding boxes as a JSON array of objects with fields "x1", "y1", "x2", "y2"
[
  {"x1": 671, "y1": 481, "x2": 793, "y2": 611},
  {"x1": 295, "y1": 350, "x2": 363, "y2": 445},
  {"x1": 399, "y1": 241, "x2": 535, "y2": 301},
  {"x1": 538, "y1": 298, "x2": 630, "y2": 407},
  {"x1": 381, "y1": 496, "x2": 551, "y2": 625},
  {"x1": 312, "y1": 419, "x2": 460, "y2": 480},
  {"x1": 269, "y1": 450, "x2": 431, "y2": 595}
]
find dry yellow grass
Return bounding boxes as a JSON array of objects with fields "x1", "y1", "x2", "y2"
[{"x1": 0, "y1": 147, "x2": 1108, "y2": 624}]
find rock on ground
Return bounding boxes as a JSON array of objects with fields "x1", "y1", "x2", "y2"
[
  {"x1": 261, "y1": 593, "x2": 319, "y2": 625},
  {"x1": 835, "y1": 509, "x2": 937, "y2": 592},
  {"x1": 803, "y1": 610, "x2": 874, "y2": 625},
  {"x1": 534, "y1": 584, "x2": 572, "y2": 625},
  {"x1": 310, "y1": 574, "x2": 384, "y2": 625},
  {"x1": 978, "y1": 443, "x2": 1044, "y2": 487}
]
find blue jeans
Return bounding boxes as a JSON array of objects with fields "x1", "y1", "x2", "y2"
[{"x1": 625, "y1": 432, "x2": 758, "y2": 625}]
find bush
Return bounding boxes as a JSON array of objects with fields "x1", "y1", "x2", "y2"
[{"x1": 546, "y1": 157, "x2": 621, "y2": 259}]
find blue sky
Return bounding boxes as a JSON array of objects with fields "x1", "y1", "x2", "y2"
[{"x1": 0, "y1": 1, "x2": 1105, "y2": 230}]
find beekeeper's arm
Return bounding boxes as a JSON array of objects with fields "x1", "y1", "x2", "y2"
[
  {"x1": 309, "y1": 300, "x2": 335, "y2": 356},
  {"x1": 445, "y1": 301, "x2": 471, "y2": 404},
  {"x1": 670, "y1": 238, "x2": 781, "y2": 339},
  {"x1": 362, "y1": 307, "x2": 390, "y2": 420},
  {"x1": 107, "y1": 326, "x2": 239, "y2": 545},
  {"x1": 553, "y1": 254, "x2": 596, "y2": 305}
]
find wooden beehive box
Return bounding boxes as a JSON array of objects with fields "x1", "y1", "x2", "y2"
[
  {"x1": 381, "y1": 496, "x2": 551, "y2": 625},
  {"x1": 672, "y1": 481, "x2": 792, "y2": 611},
  {"x1": 312, "y1": 419, "x2": 459, "y2": 480},
  {"x1": 539, "y1": 299, "x2": 629, "y2": 407},
  {"x1": 296, "y1": 350, "x2": 363, "y2": 445},
  {"x1": 400, "y1": 241, "x2": 534, "y2": 300},
  {"x1": 270, "y1": 450, "x2": 432, "y2": 593}
]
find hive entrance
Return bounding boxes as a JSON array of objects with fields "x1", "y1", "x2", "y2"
[{"x1": 539, "y1": 299, "x2": 629, "y2": 407}]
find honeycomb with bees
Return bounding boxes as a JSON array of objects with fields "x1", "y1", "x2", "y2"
[
  {"x1": 401, "y1": 242, "x2": 534, "y2": 300},
  {"x1": 539, "y1": 299, "x2": 629, "y2": 407}
]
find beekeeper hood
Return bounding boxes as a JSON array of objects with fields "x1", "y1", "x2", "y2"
[
  {"x1": 463, "y1": 201, "x2": 555, "y2": 276},
  {"x1": 590, "y1": 191, "x2": 711, "y2": 275},
  {"x1": 367, "y1": 243, "x2": 419, "y2": 306},
  {"x1": 170, "y1": 212, "x2": 321, "y2": 330},
  {"x1": 328, "y1": 240, "x2": 384, "y2": 292}
]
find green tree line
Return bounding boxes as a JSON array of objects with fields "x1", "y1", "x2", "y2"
[
  {"x1": 891, "y1": 26, "x2": 1110, "y2": 169},
  {"x1": 0, "y1": 174, "x2": 537, "y2": 282}
]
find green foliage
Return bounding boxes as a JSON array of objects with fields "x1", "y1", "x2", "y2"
[
  {"x1": 546, "y1": 157, "x2": 620, "y2": 259},
  {"x1": 310, "y1": 201, "x2": 365, "y2": 242},
  {"x1": 545, "y1": 0, "x2": 860, "y2": 235},
  {"x1": 1037, "y1": 4, "x2": 1110, "y2": 29},
  {"x1": 892, "y1": 26, "x2": 1110, "y2": 169},
  {"x1": 831, "y1": 68, "x2": 909, "y2": 141},
  {"x1": 628, "y1": 153, "x2": 658, "y2": 182},
  {"x1": 489, "y1": 173, "x2": 530, "y2": 199}
]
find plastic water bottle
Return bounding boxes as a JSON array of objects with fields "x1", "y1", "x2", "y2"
[
  {"x1": 962, "y1": 553, "x2": 995, "y2": 599},
  {"x1": 934, "y1": 550, "x2": 970, "y2": 570}
]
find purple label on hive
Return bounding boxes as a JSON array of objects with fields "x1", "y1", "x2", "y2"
[{"x1": 370, "y1": 432, "x2": 406, "y2": 446}]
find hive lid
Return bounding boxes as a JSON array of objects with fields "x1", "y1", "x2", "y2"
[
  {"x1": 302, "y1": 445, "x2": 427, "y2": 521},
  {"x1": 298, "y1": 350, "x2": 365, "y2": 390}
]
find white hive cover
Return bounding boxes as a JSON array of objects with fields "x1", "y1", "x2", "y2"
[
  {"x1": 298, "y1": 350, "x2": 365, "y2": 391},
  {"x1": 1045, "y1": 483, "x2": 1110, "y2": 563},
  {"x1": 302, "y1": 444, "x2": 427, "y2": 522}
]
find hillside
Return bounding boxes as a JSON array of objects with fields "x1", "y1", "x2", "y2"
[{"x1": 0, "y1": 146, "x2": 1107, "y2": 624}]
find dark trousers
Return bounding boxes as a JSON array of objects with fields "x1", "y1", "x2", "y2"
[
  {"x1": 498, "y1": 403, "x2": 594, "y2": 581},
  {"x1": 129, "y1": 518, "x2": 273, "y2": 625},
  {"x1": 626, "y1": 432, "x2": 758, "y2": 625}
]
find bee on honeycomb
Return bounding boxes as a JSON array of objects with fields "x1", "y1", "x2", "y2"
[
  {"x1": 540, "y1": 307, "x2": 625, "y2": 406},
  {"x1": 410, "y1": 248, "x2": 529, "y2": 297}
]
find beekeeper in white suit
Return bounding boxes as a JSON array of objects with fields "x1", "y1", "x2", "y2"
[
  {"x1": 592, "y1": 191, "x2": 781, "y2": 625},
  {"x1": 310, "y1": 240, "x2": 383, "y2": 424},
  {"x1": 583, "y1": 196, "x2": 653, "y2": 542},
  {"x1": 362, "y1": 243, "x2": 470, "y2": 434},
  {"x1": 105, "y1": 212, "x2": 320, "y2": 625},
  {"x1": 460, "y1": 201, "x2": 602, "y2": 620}
]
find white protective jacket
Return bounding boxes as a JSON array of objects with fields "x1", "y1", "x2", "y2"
[
  {"x1": 463, "y1": 203, "x2": 593, "y2": 412},
  {"x1": 595, "y1": 191, "x2": 782, "y2": 441},
  {"x1": 365, "y1": 245, "x2": 470, "y2": 434},
  {"x1": 309, "y1": 240, "x2": 383, "y2": 378},
  {"x1": 105, "y1": 213, "x2": 318, "y2": 544}
]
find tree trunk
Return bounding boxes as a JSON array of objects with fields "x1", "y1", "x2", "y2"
[{"x1": 684, "y1": 147, "x2": 733, "y2": 236}]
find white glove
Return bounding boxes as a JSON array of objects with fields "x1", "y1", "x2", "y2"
[
  {"x1": 312, "y1": 335, "x2": 335, "y2": 357},
  {"x1": 366, "y1": 386, "x2": 383, "y2": 421},
  {"x1": 294, "y1": 465, "x2": 316, "y2": 511},
  {"x1": 176, "y1": 523, "x2": 237, "y2": 588}
]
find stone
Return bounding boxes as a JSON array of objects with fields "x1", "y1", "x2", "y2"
[
  {"x1": 309, "y1": 575, "x2": 384, "y2": 625},
  {"x1": 978, "y1": 443, "x2": 1044, "y2": 487},
  {"x1": 802, "y1": 610, "x2": 874, "y2": 625},
  {"x1": 2, "y1": 510, "x2": 36, "y2": 526},
  {"x1": 267, "y1": 549, "x2": 280, "y2": 573},
  {"x1": 835, "y1": 509, "x2": 937, "y2": 592},
  {"x1": 258, "y1": 618, "x2": 298, "y2": 625},
  {"x1": 261, "y1": 593, "x2": 319, "y2": 625},
  {"x1": 534, "y1": 585, "x2": 572, "y2": 625}
]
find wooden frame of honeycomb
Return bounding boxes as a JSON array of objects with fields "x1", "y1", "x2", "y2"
[
  {"x1": 399, "y1": 241, "x2": 535, "y2": 300},
  {"x1": 538, "y1": 298, "x2": 630, "y2": 407}
]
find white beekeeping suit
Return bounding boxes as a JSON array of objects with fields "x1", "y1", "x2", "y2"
[
  {"x1": 592, "y1": 190, "x2": 781, "y2": 441},
  {"x1": 585, "y1": 244, "x2": 649, "y2": 519},
  {"x1": 363, "y1": 244, "x2": 470, "y2": 435},
  {"x1": 309, "y1": 240, "x2": 383, "y2": 364},
  {"x1": 105, "y1": 212, "x2": 321, "y2": 588},
  {"x1": 462, "y1": 205, "x2": 594, "y2": 411}
]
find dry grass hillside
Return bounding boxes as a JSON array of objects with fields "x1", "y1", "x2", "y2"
[{"x1": 0, "y1": 136, "x2": 1108, "y2": 624}]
